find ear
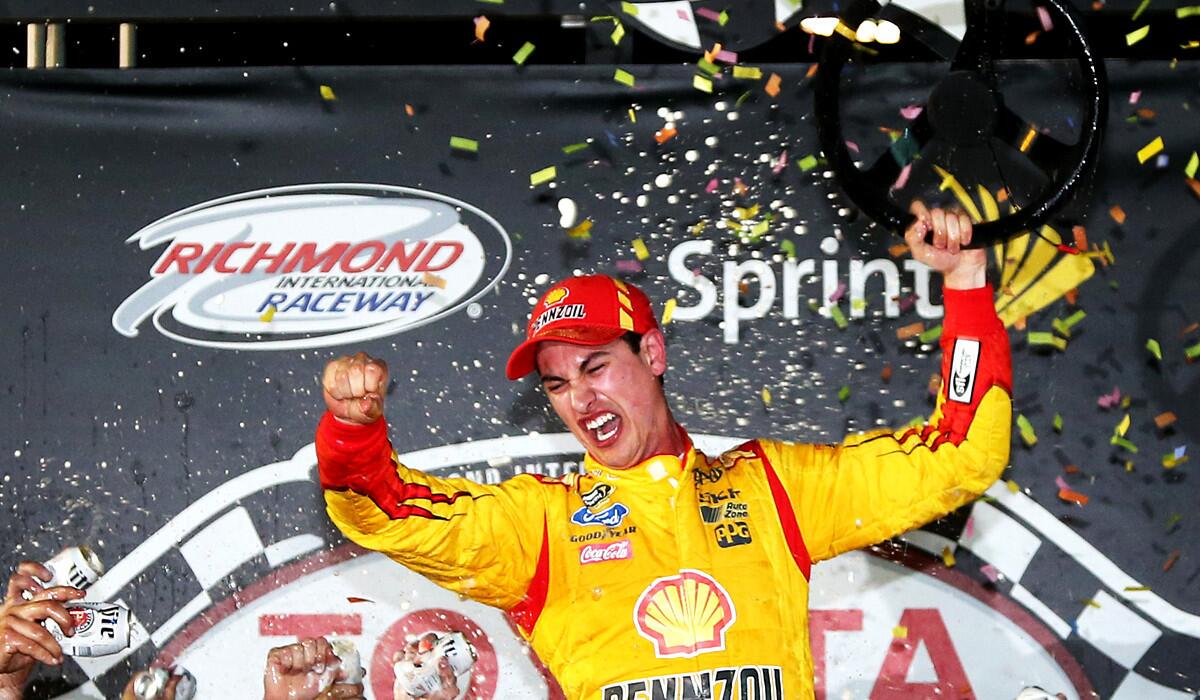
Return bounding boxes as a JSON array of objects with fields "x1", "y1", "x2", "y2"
[{"x1": 639, "y1": 329, "x2": 668, "y2": 377}]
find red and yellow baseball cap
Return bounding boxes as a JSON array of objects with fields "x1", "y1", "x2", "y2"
[{"x1": 505, "y1": 274, "x2": 659, "y2": 380}]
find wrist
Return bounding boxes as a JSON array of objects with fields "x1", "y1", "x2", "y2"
[{"x1": 943, "y1": 263, "x2": 987, "y2": 290}]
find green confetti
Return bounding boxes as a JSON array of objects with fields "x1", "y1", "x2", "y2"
[
  {"x1": 1017, "y1": 414, "x2": 1038, "y2": 446},
  {"x1": 1131, "y1": 0, "x2": 1151, "y2": 21},
  {"x1": 733, "y1": 65, "x2": 763, "y2": 79},
  {"x1": 797, "y1": 154, "x2": 819, "y2": 172},
  {"x1": 613, "y1": 68, "x2": 636, "y2": 87},
  {"x1": 829, "y1": 304, "x2": 848, "y2": 330},
  {"x1": 1028, "y1": 330, "x2": 1067, "y2": 351},
  {"x1": 449, "y1": 136, "x2": 479, "y2": 153},
  {"x1": 476, "y1": 0, "x2": 504, "y2": 4},
  {"x1": 748, "y1": 219, "x2": 769, "y2": 240},
  {"x1": 734, "y1": 91, "x2": 753, "y2": 108},
  {"x1": 718, "y1": 9, "x2": 730, "y2": 25},
  {"x1": 838, "y1": 385, "x2": 851, "y2": 402},
  {"x1": 620, "y1": 1, "x2": 639, "y2": 14},
  {"x1": 1064, "y1": 309, "x2": 1087, "y2": 329},
  {"x1": 1110, "y1": 435, "x2": 1140, "y2": 453},
  {"x1": 1176, "y1": 4, "x2": 1200, "y2": 16},
  {"x1": 512, "y1": 41, "x2": 536, "y2": 65},
  {"x1": 693, "y1": 75, "x2": 714, "y2": 93},
  {"x1": 1186, "y1": 152, "x2": 1199, "y2": 179},
  {"x1": 1146, "y1": 338, "x2": 1163, "y2": 361},
  {"x1": 561, "y1": 142, "x2": 589, "y2": 154},
  {"x1": 851, "y1": 299, "x2": 867, "y2": 313},
  {"x1": 697, "y1": 57, "x2": 720, "y2": 76},
  {"x1": 918, "y1": 325, "x2": 943, "y2": 344},
  {"x1": 780, "y1": 239, "x2": 797, "y2": 260},
  {"x1": 1053, "y1": 310, "x2": 1086, "y2": 337},
  {"x1": 1185, "y1": 342, "x2": 1200, "y2": 360},
  {"x1": 890, "y1": 131, "x2": 920, "y2": 166},
  {"x1": 1053, "y1": 413, "x2": 1064, "y2": 432},
  {"x1": 611, "y1": 21, "x2": 625, "y2": 45},
  {"x1": 1126, "y1": 25, "x2": 1150, "y2": 45},
  {"x1": 529, "y1": 165, "x2": 557, "y2": 186}
]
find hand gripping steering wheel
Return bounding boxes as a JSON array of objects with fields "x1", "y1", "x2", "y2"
[{"x1": 813, "y1": 0, "x2": 1108, "y2": 247}]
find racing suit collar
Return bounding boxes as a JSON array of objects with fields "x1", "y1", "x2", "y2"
[{"x1": 583, "y1": 423, "x2": 694, "y2": 483}]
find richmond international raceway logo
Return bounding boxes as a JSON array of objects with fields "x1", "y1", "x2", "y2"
[{"x1": 112, "y1": 183, "x2": 512, "y2": 350}]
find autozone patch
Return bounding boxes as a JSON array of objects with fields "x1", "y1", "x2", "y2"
[{"x1": 948, "y1": 338, "x2": 981, "y2": 404}]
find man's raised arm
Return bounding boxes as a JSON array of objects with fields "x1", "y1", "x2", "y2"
[{"x1": 316, "y1": 352, "x2": 550, "y2": 612}]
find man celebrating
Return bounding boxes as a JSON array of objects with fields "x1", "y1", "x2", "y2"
[{"x1": 316, "y1": 203, "x2": 1010, "y2": 699}]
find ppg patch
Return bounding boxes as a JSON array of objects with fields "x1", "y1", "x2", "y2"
[{"x1": 948, "y1": 338, "x2": 981, "y2": 404}]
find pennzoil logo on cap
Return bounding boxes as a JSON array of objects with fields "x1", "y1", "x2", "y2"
[
  {"x1": 542, "y1": 287, "x2": 570, "y2": 307},
  {"x1": 634, "y1": 569, "x2": 735, "y2": 658},
  {"x1": 531, "y1": 303, "x2": 586, "y2": 334}
]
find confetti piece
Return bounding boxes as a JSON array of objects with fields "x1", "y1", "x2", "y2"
[
  {"x1": 1186, "y1": 342, "x2": 1200, "y2": 361},
  {"x1": 1124, "y1": 586, "x2": 1151, "y2": 592},
  {"x1": 611, "y1": 21, "x2": 625, "y2": 45},
  {"x1": 1053, "y1": 414, "x2": 1063, "y2": 432},
  {"x1": 705, "y1": 178, "x2": 719, "y2": 194},
  {"x1": 1083, "y1": 598, "x2": 1101, "y2": 608},
  {"x1": 654, "y1": 126, "x2": 677, "y2": 144},
  {"x1": 562, "y1": 142, "x2": 589, "y2": 154},
  {"x1": 918, "y1": 325, "x2": 942, "y2": 344},
  {"x1": 797, "y1": 154, "x2": 819, "y2": 172},
  {"x1": 891, "y1": 162, "x2": 913, "y2": 190},
  {"x1": 1187, "y1": 152, "x2": 1199, "y2": 178},
  {"x1": 628, "y1": 108, "x2": 636, "y2": 123},
  {"x1": 319, "y1": 85, "x2": 337, "y2": 101},
  {"x1": 980, "y1": 564, "x2": 1000, "y2": 583},
  {"x1": 1167, "y1": 514, "x2": 1183, "y2": 529},
  {"x1": 772, "y1": 150, "x2": 788, "y2": 175},
  {"x1": 1058, "y1": 487, "x2": 1089, "y2": 505},
  {"x1": 733, "y1": 65, "x2": 763, "y2": 79},
  {"x1": 260, "y1": 304, "x2": 277, "y2": 322},
  {"x1": 695, "y1": 7, "x2": 722, "y2": 22},
  {"x1": 764, "y1": 73, "x2": 782, "y2": 98},
  {"x1": 1116, "y1": 413, "x2": 1131, "y2": 437},
  {"x1": 1136, "y1": 108, "x2": 1157, "y2": 120},
  {"x1": 1146, "y1": 338, "x2": 1163, "y2": 360},
  {"x1": 566, "y1": 219, "x2": 593, "y2": 239},
  {"x1": 693, "y1": 75, "x2": 714, "y2": 93},
  {"x1": 888, "y1": 243, "x2": 909, "y2": 258},
  {"x1": 474, "y1": 15, "x2": 490, "y2": 42},
  {"x1": 1025, "y1": 30, "x2": 1041, "y2": 45},
  {"x1": 404, "y1": 104, "x2": 415, "y2": 117},
  {"x1": 1017, "y1": 414, "x2": 1038, "y2": 446},
  {"x1": 1006, "y1": 479, "x2": 1020, "y2": 493},
  {"x1": 890, "y1": 131, "x2": 920, "y2": 168},
  {"x1": 632, "y1": 238, "x2": 650, "y2": 261},
  {"x1": 805, "y1": 63, "x2": 819, "y2": 79},
  {"x1": 613, "y1": 68, "x2": 636, "y2": 87},
  {"x1": 1155, "y1": 412, "x2": 1177, "y2": 429},
  {"x1": 892, "y1": 625, "x2": 908, "y2": 639},
  {"x1": 1187, "y1": 179, "x2": 1200, "y2": 200},
  {"x1": 346, "y1": 596, "x2": 374, "y2": 604},
  {"x1": 838, "y1": 385, "x2": 850, "y2": 402},
  {"x1": 715, "y1": 49, "x2": 738, "y2": 64},
  {"x1": 449, "y1": 136, "x2": 479, "y2": 153},
  {"x1": 761, "y1": 387, "x2": 772, "y2": 406},
  {"x1": 897, "y1": 322, "x2": 925, "y2": 341},
  {"x1": 718, "y1": 9, "x2": 730, "y2": 25},
  {"x1": 1028, "y1": 330, "x2": 1067, "y2": 351},
  {"x1": 512, "y1": 41, "x2": 536, "y2": 64},
  {"x1": 1111, "y1": 435, "x2": 1139, "y2": 453},
  {"x1": 1137, "y1": 136, "x2": 1165, "y2": 164},
  {"x1": 942, "y1": 546, "x2": 956, "y2": 567},
  {"x1": 899, "y1": 104, "x2": 924, "y2": 120},
  {"x1": 1131, "y1": 0, "x2": 1151, "y2": 21},
  {"x1": 881, "y1": 364, "x2": 893, "y2": 383},
  {"x1": 828, "y1": 281, "x2": 847, "y2": 304},
  {"x1": 1036, "y1": 5, "x2": 1054, "y2": 30},
  {"x1": 422, "y1": 272, "x2": 447, "y2": 289},
  {"x1": 733, "y1": 179, "x2": 748, "y2": 195},
  {"x1": 530, "y1": 165, "x2": 557, "y2": 186},
  {"x1": 1163, "y1": 550, "x2": 1181, "y2": 572},
  {"x1": 780, "y1": 239, "x2": 796, "y2": 260},
  {"x1": 620, "y1": 1, "x2": 638, "y2": 14},
  {"x1": 614, "y1": 259, "x2": 642, "y2": 273},
  {"x1": 1179, "y1": 5, "x2": 1200, "y2": 16},
  {"x1": 697, "y1": 56, "x2": 719, "y2": 76},
  {"x1": 1109, "y1": 205, "x2": 1126, "y2": 224},
  {"x1": 662, "y1": 298, "x2": 677, "y2": 325},
  {"x1": 1126, "y1": 25, "x2": 1150, "y2": 45},
  {"x1": 829, "y1": 304, "x2": 848, "y2": 330}
]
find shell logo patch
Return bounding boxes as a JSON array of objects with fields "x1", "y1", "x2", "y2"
[
  {"x1": 542, "y1": 287, "x2": 570, "y2": 307},
  {"x1": 633, "y1": 569, "x2": 736, "y2": 658}
]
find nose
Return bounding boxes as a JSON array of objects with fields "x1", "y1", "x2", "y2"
[{"x1": 569, "y1": 380, "x2": 596, "y2": 414}]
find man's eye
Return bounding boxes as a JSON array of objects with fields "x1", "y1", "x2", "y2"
[{"x1": 587, "y1": 364, "x2": 605, "y2": 375}]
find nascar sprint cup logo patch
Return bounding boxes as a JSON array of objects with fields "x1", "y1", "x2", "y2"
[{"x1": 112, "y1": 184, "x2": 512, "y2": 350}]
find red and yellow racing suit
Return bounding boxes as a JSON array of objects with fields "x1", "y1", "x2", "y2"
[{"x1": 318, "y1": 286, "x2": 1011, "y2": 699}]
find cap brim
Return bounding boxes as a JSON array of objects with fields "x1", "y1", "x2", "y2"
[{"x1": 505, "y1": 326, "x2": 627, "y2": 380}]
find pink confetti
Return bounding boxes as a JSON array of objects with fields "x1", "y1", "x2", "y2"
[
  {"x1": 891, "y1": 162, "x2": 913, "y2": 190},
  {"x1": 695, "y1": 7, "x2": 722, "y2": 22},
  {"x1": 615, "y1": 259, "x2": 643, "y2": 273},
  {"x1": 1055, "y1": 475, "x2": 1070, "y2": 491},
  {"x1": 808, "y1": 33, "x2": 816, "y2": 54},
  {"x1": 705, "y1": 178, "x2": 719, "y2": 193},
  {"x1": 772, "y1": 150, "x2": 788, "y2": 174},
  {"x1": 677, "y1": 9, "x2": 689, "y2": 20},
  {"x1": 897, "y1": 294, "x2": 917, "y2": 313},
  {"x1": 845, "y1": 140, "x2": 860, "y2": 154},
  {"x1": 1128, "y1": 90, "x2": 1141, "y2": 105},
  {"x1": 965, "y1": 516, "x2": 975, "y2": 538},
  {"x1": 828, "y1": 281, "x2": 847, "y2": 303},
  {"x1": 1036, "y1": 6, "x2": 1053, "y2": 32},
  {"x1": 900, "y1": 104, "x2": 924, "y2": 120},
  {"x1": 715, "y1": 49, "x2": 738, "y2": 64},
  {"x1": 1097, "y1": 386, "x2": 1121, "y2": 409},
  {"x1": 980, "y1": 564, "x2": 1001, "y2": 583}
]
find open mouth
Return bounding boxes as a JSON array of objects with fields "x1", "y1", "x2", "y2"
[{"x1": 583, "y1": 411, "x2": 621, "y2": 446}]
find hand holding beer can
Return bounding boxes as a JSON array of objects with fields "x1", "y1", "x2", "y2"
[
  {"x1": 40, "y1": 546, "x2": 105, "y2": 590},
  {"x1": 45, "y1": 601, "x2": 131, "y2": 657},
  {"x1": 329, "y1": 638, "x2": 365, "y2": 686},
  {"x1": 128, "y1": 667, "x2": 197, "y2": 700}
]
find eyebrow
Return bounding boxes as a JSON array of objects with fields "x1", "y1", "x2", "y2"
[{"x1": 540, "y1": 350, "x2": 611, "y2": 384}]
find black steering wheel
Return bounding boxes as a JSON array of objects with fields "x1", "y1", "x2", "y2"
[{"x1": 814, "y1": 0, "x2": 1108, "y2": 247}]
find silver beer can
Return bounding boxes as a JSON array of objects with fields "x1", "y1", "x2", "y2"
[
  {"x1": 435, "y1": 632, "x2": 476, "y2": 677},
  {"x1": 41, "y1": 546, "x2": 105, "y2": 589},
  {"x1": 46, "y1": 601, "x2": 131, "y2": 657},
  {"x1": 130, "y1": 667, "x2": 197, "y2": 700},
  {"x1": 329, "y1": 638, "x2": 364, "y2": 685}
]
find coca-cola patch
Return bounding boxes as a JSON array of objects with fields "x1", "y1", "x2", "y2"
[{"x1": 579, "y1": 538, "x2": 633, "y2": 565}]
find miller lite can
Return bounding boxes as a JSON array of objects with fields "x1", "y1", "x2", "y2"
[
  {"x1": 130, "y1": 667, "x2": 197, "y2": 700},
  {"x1": 41, "y1": 546, "x2": 104, "y2": 590},
  {"x1": 46, "y1": 601, "x2": 130, "y2": 657},
  {"x1": 329, "y1": 638, "x2": 364, "y2": 685},
  {"x1": 394, "y1": 632, "x2": 476, "y2": 697},
  {"x1": 434, "y1": 632, "x2": 476, "y2": 677}
]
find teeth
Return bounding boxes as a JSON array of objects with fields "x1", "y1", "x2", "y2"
[
  {"x1": 586, "y1": 413, "x2": 615, "y2": 430},
  {"x1": 597, "y1": 423, "x2": 618, "y2": 441}
]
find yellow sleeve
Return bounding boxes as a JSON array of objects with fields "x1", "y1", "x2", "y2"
[
  {"x1": 760, "y1": 285, "x2": 1012, "y2": 563},
  {"x1": 317, "y1": 413, "x2": 549, "y2": 611}
]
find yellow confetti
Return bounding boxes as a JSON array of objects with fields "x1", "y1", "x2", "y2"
[
  {"x1": 530, "y1": 165, "x2": 557, "y2": 186},
  {"x1": 512, "y1": 41, "x2": 536, "y2": 65},
  {"x1": 422, "y1": 272, "x2": 447, "y2": 289},
  {"x1": 319, "y1": 85, "x2": 337, "y2": 101},
  {"x1": 892, "y1": 625, "x2": 908, "y2": 639},
  {"x1": 632, "y1": 238, "x2": 650, "y2": 261},
  {"x1": 1006, "y1": 479, "x2": 1020, "y2": 493},
  {"x1": 761, "y1": 387, "x2": 772, "y2": 406},
  {"x1": 628, "y1": 108, "x2": 636, "y2": 123},
  {"x1": 1126, "y1": 25, "x2": 1150, "y2": 45},
  {"x1": 1083, "y1": 598, "x2": 1102, "y2": 608},
  {"x1": 733, "y1": 65, "x2": 763, "y2": 79},
  {"x1": 942, "y1": 546, "x2": 956, "y2": 567},
  {"x1": 1187, "y1": 152, "x2": 1199, "y2": 179},
  {"x1": 614, "y1": 68, "x2": 636, "y2": 87},
  {"x1": 259, "y1": 304, "x2": 277, "y2": 322},
  {"x1": 693, "y1": 75, "x2": 714, "y2": 93},
  {"x1": 1137, "y1": 136, "x2": 1165, "y2": 164},
  {"x1": 566, "y1": 219, "x2": 593, "y2": 239},
  {"x1": 1124, "y1": 586, "x2": 1152, "y2": 592},
  {"x1": 1116, "y1": 413, "x2": 1131, "y2": 437},
  {"x1": 661, "y1": 298, "x2": 677, "y2": 325}
]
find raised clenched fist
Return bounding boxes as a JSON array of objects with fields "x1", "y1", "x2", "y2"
[{"x1": 322, "y1": 352, "x2": 389, "y2": 426}]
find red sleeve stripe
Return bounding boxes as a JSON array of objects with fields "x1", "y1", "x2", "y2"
[
  {"x1": 508, "y1": 518, "x2": 551, "y2": 637},
  {"x1": 744, "y1": 441, "x2": 812, "y2": 581}
]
